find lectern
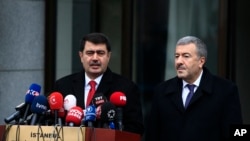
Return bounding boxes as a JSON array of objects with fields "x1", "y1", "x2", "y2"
[{"x1": 0, "y1": 125, "x2": 141, "y2": 141}]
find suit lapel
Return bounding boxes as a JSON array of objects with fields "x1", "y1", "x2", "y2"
[
  {"x1": 188, "y1": 88, "x2": 204, "y2": 108},
  {"x1": 187, "y1": 68, "x2": 213, "y2": 108},
  {"x1": 166, "y1": 78, "x2": 186, "y2": 113},
  {"x1": 95, "y1": 68, "x2": 113, "y2": 97},
  {"x1": 72, "y1": 71, "x2": 85, "y2": 108},
  {"x1": 170, "y1": 90, "x2": 186, "y2": 113}
]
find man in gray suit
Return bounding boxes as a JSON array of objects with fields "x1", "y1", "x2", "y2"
[{"x1": 145, "y1": 36, "x2": 242, "y2": 141}]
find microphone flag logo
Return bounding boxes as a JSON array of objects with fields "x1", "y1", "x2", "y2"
[{"x1": 49, "y1": 95, "x2": 57, "y2": 105}]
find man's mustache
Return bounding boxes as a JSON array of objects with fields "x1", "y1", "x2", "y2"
[
  {"x1": 90, "y1": 62, "x2": 101, "y2": 66},
  {"x1": 176, "y1": 64, "x2": 185, "y2": 69}
]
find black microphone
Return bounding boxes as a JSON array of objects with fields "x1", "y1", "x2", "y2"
[
  {"x1": 37, "y1": 109, "x2": 53, "y2": 125},
  {"x1": 91, "y1": 93, "x2": 107, "y2": 119},
  {"x1": 4, "y1": 102, "x2": 26, "y2": 124},
  {"x1": 90, "y1": 93, "x2": 108, "y2": 127},
  {"x1": 100, "y1": 102, "x2": 116, "y2": 129},
  {"x1": 91, "y1": 93, "x2": 108, "y2": 107}
]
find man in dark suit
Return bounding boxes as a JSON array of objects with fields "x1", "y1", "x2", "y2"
[
  {"x1": 145, "y1": 36, "x2": 242, "y2": 141},
  {"x1": 53, "y1": 33, "x2": 144, "y2": 135}
]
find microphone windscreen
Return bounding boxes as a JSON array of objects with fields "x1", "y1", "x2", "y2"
[
  {"x1": 31, "y1": 95, "x2": 48, "y2": 114},
  {"x1": 85, "y1": 105, "x2": 96, "y2": 122},
  {"x1": 25, "y1": 83, "x2": 41, "y2": 104},
  {"x1": 48, "y1": 92, "x2": 63, "y2": 110},
  {"x1": 64, "y1": 94, "x2": 77, "y2": 111},
  {"x1": 100, "y1": 102, "x2": 116, "y2": 122},
  {"x1": 92, "y1": 93, "x2": 107, "y2": 107},
  {"x1": 65, "y1": 106, "x2": 84, "y2": 126},
  {"x1": 110, "y1": 91, "x2": 127, "y2": 106}
]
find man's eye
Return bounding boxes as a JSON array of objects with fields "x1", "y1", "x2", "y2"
[
  {"x1": 85, "y1": 50, "x2": 106, "y2": 55},
  {"x1": 86, "y1": 51, "x2": 94, "y2": 55},
  {"x1": 97, "y1": 51, "x2": 105, "y2": 55}
]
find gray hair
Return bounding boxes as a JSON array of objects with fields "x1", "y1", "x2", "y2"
[{"x1": 176, "y1": 36, "x2": 207, "y2": 59}]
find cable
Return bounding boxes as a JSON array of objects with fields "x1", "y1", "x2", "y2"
[
  {"x1": 2, "y1": 124, "x2": 12, "y2": 141},
  {"x1": 37, "y1": 125, "x2": 45, "y2": 141},
  {"x1": 16, "y1": 124, "x2": 20, "y2": 141},
  {"x1": 53, "y1": 124, "x2": 64, "y2": 141},
  {"x1": 78, "y1": 125, "x2": 85, "y2": 141}
]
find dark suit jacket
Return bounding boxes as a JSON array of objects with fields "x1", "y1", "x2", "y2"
[
  {"x1": 52, "y1": 68, "x2": 144, "y2": 135},
  {"x1": 145, "y1": 67, "x2": 242, "y2": 141}
]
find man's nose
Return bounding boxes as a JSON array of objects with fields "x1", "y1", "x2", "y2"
[
  {"x1": 92, "y1": 53, "x2": 99, "y2": 59},
  {"x1": 175, "y1": 56, "x2": 182, "y2": 63}
]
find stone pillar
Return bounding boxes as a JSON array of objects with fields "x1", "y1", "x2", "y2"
[{"x1": 0, "y1": 0, "x2": 45, "y2": 124}]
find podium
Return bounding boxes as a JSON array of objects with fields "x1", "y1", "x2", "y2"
[{"x1": 0, "y1": 125, "x2": 141, "y2": 141}]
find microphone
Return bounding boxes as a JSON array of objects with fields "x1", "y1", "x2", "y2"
[
  {"x1": 48, "y1": 91, "x2": 63, "y2": 125},
  {"x1": 30, "y1": 95, "x2": 48, "y2": 125},
  {"x1": 91, "y1": 93, "x2": 108, "y2": 120},
  {"x1": 58, "y1": 107, "x2": 65, "y2": 125},
  {"x1": 64, "y1": 94, "x2": 77, "y2": 111},
  {"x1": 110, "y1": 91, "x2": 127, "y2": 131},
  {"x1": 65, "y1": 106, "x2": 84, "y2": 126},
  {"x1": 100, "y1": 102, "x2": 116, "y2": 129},
  {"x1": 91, "y1": 93, "x2": 107, "y2": 107},
  {"x1": 4, "y1": 102, "x2": 26, "y2": 124},
  {"x1": 38, "y1": 109, "x2": 54, "y2": 126},
  {"x1": 84, "y1": 105, "x2": 96, "y2": 127},
  {"x1": 20, "y1": 83, "x2": 41, "y2": 124},
  {"x1": 45, "y1": 107, "x2": 65, "y2": 126},
  {"x1": 36, "y1": 109, "x2": 51, "y2": 125}
]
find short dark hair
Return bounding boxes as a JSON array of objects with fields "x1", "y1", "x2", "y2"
[{"x1": 80, "y1": 33, "x2": 111, "y2": 52}]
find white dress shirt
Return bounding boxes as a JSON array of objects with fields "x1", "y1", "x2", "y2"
[{"x1": 182, "y1": 70, "x2": 203, "y2": 106}]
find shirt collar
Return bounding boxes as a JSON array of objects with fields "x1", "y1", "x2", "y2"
[
  {"x1": 182, "y1": 70, "x2": 203, "y2": 88},
  {"x1": 85, "y1": 73, "x2": 103, "y2": 87}
]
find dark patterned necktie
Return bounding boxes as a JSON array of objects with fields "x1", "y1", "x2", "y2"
[{"x1": 185, "y1": 84, "x2": 195, "y2": 108}]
